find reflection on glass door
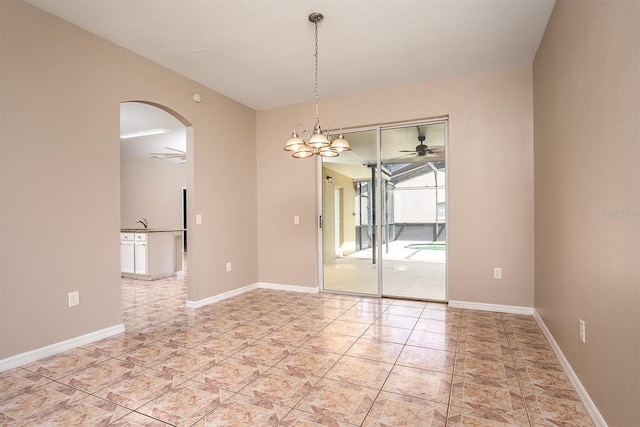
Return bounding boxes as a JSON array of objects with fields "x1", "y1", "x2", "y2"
[
  {"x1": 380, "y1": 123, "x2": 446, "y2": 300},
  {"x1": 321, "y1": 121, "x2": 447, "y2": 301},
  {"x1": 322, "y1": 129, "x2": 378, "y2": 295}
]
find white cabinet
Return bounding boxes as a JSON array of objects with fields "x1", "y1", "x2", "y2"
[
  {"x1": 134, "y1": 233, "x2": 148, "y2": 275},
  {"x1": 121, "y1": 230, "x2": 182, "y2": 280},
  {"x1": 120, "y1": 233, "x2": 135, "y2": 274}
]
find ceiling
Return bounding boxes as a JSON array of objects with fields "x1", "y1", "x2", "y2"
[
  {"x1": 26, "y1": 0, "x2": 555, "y2": 111},
  {"x1": 120, "y1": 102, "x2": 186, "y2": 163}
]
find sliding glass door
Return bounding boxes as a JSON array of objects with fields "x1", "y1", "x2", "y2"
[
  {"x1": 379, "y1": 123, "x2": 447, "y2": 300},
  {"x1": 321, "y1": 129, "x2": 378, "y2": 295},
  {"x1": 321, "y1": 120, "x2": 447, "y2": 301}
]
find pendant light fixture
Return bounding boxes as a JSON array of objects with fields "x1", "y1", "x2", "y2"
[{"x1": 283, "y1": 13, "x2": 350, "y2": 159}]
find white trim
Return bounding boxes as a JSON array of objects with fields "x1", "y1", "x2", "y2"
[
  {"x1": 186, "y1": 283, "x2": 258, "y2": 308},
  {"x1": 448, "y1": 300, "x2": 534, "y2": 315},
  {"x1": 258, "y1": 282, "x2": 319, "y2": 294},
  {"x1": 533, "y1": 310, "x2": 607, "y2": 427},
  {"x1": 0, "y1": 324, "x2": 125, "y2": 372},
  {"x1": 185, "y1": 282, "x2": 319, "y2": 309}
]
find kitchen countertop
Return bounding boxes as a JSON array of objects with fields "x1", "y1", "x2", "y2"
[{"x1": 121, "y1": 229, "x2": 185, "y2": 233}]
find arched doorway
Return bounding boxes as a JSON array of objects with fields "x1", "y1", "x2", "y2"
[{"x1": 119, "y1": 101, "x2": 193, "y2": 294}]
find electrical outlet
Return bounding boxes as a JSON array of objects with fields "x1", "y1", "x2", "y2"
[
  {"x1": 196, "y1": 214, "x2": 202, "y2": 225},
  {"x1": 68, "y1": 291, "x2": 80, "y2": 307},
  {"x1": 493, "y1": 267, "x2": 502, "y2": 279},
  {"x1": 294, "y1": 215, "x2": 300, "y2": 225},
  {"x1": 226, "y1": 262, "x2": 232, "y2": 272},
  {"x1": 579, "y1": 319, "x2": 586, "y2": 343}
]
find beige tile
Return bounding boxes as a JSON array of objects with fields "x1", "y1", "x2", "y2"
[
  {"x1": 362, "y1": 391, "x2": 448, "y2": 427},
  {"x1": 384, "y1": 305, "x2": 424, "y2": 317},
  {"x1": 0, "y1": 368, "x2": 52, "y2": 400},
  {"x1": 337, "y1": 310, "x2": 379, "y2": 324},
  {"x1": 94, "y1": 366, "x2": 189, "y2": 411},
  {"x1": 517, "y1": 364, "x2": 578, "y2": 395},
  {"x1": 24, "y1": 394, "x2": 132, "y2": 426},
  {"x1": 230, "y1": 340, "x2": 294, "y2": 366},
  {"x1": 299, "y1": 331, "x2": 359, "y2": 354},
  {"x1": 136, "y1": 379, "x2": 234, "y2": 425},
  {"x1": 197, "y1": 332, "x2": 253, "y2": 357},
  {"x1": 449, "y1": 375, "x2": 526, "y2": 415},
  {"x1": 524, "y1": 391, "x2": 594, "y2": 426},
  {"x1": 325, "y1": 355, "x2": 393, "y2": 389},
  {"x1": 294, "y1": 378, "x2": 378, "y2": 425},
  {"x1": 119, "y1": 341, "x2": 180, "y2": 368},
  {"x1": 414, "y1": 318, "x2": 460, "y2": 335},
  {"x1": 21, "y1": 348, "x2": 108, "y2": 380},
  {"x1": 192, "y1": 393, "x2": 290, "y2": 427},
  {"x1": 447, "y1": 404, "x2": 530, "y2": 426},
  {"x1": 361, "y1": 324, "x2": 411, "y2": 344},
  {"x1": 239, "y1": 369, "x2": 320, "y2": 407},
  {"x1": 344, "y1": 338, "x2": 403, "y2": 364},
  {"x1": 81, "y1": 333, "x2": 150, "y2": 357},
  {"x1": 396, "y1": 345, "x2": 455, "y2": 374},
  {"x1": 155, "y1": 346, "x2": 222, "y2": 377},
  {"x1": 306, "y1": 307, "x2": 347, "y2": 321},
  {"x1": 279, "y1": 408, "x2": 359, "y2": 426},
  {"x1": 110, "y1": 410, "x2": 173, "y2": 426},
  {"x1": 454, "y1": 353, "x2": 518, "y2": 381},
  {"x1": 199, "y1": 357, "x2": 270, "y2": 392},
  {"x1": 457, "y1": 337, "x2": 512, "y2": 358},
  {"x1": 407, "y1": 329, "x2": 459, "y2": 351},
  {"x1": 5, "y1": 270, "x2": 594, "y2": 427},
  {"x1": 260, "y1": 328, "x2": 314, "y2": 347},
  {"x1": 62, "y1": 358, "x2": 139, "y2": 395},
  {"x1": 382, "y1": 365, "x2": 452, "y2": 404},
  {"x1": 374, "y1": 313, "x2": 419, "y2": 329},
  {"x1": 320, "y1": 320, "x2": 371, "y2": 337},
  {"x1": 157, "y1": 325, "x2": 219, "y2": 347},
  {"x1": 274, "y1": 347, "x2": 341, "y2": 377},
  {"x1": 0, "y1": 378, "x2": 89, "y2": 424},
  {"x1": 230, "y1": 321, "x2": 278, "y2": 339}
]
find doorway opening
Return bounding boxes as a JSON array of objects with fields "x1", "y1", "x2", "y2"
[
  {"x1": 119, "y1": 101, "x2": 191, "y2": 281},
  {"x1": 321, "y1": 119, "x2": 447, "y2": 301}
]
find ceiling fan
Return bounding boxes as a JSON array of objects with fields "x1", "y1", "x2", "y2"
[
  {"x1": 399, "y1": 128, "x2": 443, "y2": 157},
  {"x1": 149, "y1": 147, "x2": 186, "y2": 163}
]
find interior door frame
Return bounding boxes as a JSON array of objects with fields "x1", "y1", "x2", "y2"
[{"x1": 318, "y1": 117, "x2": 449, "y2": 300}]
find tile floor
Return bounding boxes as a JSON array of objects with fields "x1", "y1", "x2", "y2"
[{"x1": 0, "y1": 265, "x2": 595, "y2": 426}]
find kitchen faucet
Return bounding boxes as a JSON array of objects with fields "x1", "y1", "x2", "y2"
[{"x1": 136, "y1": 218, "x2": 148, "y2": 229}]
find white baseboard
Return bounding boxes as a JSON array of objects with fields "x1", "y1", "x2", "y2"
[
  {"x1": 448, "y1": 300, "x2": 534, "y2": 315},
  {"x1": 0, "y1": 324, "x2": 125, "y2": 372},
  {"x1": 533, "y1": 311, "x2": 607, "y2": 427},
  {"x1": 186, "y1": 283, "x2": 259, "y2": 308},
  {"x1": 257, "y1": 282, "x2": 319, "y2": 294},
  {"x1": 185, "y1": 282, "x2": 319, "y2": 309}
]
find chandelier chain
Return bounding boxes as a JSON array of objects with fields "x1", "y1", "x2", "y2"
[{"x1": 314, "y1": 18, "x2": 320, "y2": 127}]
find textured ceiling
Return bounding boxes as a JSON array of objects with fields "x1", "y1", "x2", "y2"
[{"x1": 26, "y1": 0, "x2": 555, "y2": 111}]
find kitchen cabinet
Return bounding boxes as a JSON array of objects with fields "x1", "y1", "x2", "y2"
[
  {"x1": 120, "y1": 233, "x2": 135, "y2": 274},
  {"x1": 134, "y1": 233, "x2": 147, "y2": 275},
  {"x1": 120, "y1": 229, "x2": 183, "y2": 280}
]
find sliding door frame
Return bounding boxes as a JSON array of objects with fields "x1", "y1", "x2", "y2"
[{"x1": 318, "y1": 117, "x2": 449, "y2": 300}]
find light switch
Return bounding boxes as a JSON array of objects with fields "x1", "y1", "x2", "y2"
[
  {"x1": 294, "y1": 216, "x2": 300, "y2": 225},
  {"x1": 196, "y1": 214, "x2": 202, "y2": 225}
]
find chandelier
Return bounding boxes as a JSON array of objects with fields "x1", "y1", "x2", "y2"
[{"x1": 283, "y1": 13, "x2": 351, "y2": 158}]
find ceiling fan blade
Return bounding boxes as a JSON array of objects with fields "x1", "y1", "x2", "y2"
[
  {"x1": 399, "y1": 150, "x2": 418, "y2": 153},
  {"x1": 164, "y1": 147, "x2": 186, "y2": 153}
]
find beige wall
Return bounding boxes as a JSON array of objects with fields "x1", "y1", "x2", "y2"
[
  {"x1": 257, "y1": 66, "x2": 535, "y2": 307},
  {"x1": 0, "y1": 0, "x2": 257, "y2": 359},
  {"x1": 121, "y1": 144, "x2": 187, "y2": 230},
  {"x1": 533, "y1": 1, "x2": 640, "y2": 425},
  {"x1": 321, "y1": 168, "x2": 357, "y2": 260}
]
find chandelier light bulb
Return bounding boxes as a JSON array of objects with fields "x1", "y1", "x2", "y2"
[{"x1": 282, "y1": 12, "x2": 350, "y2": 159}]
